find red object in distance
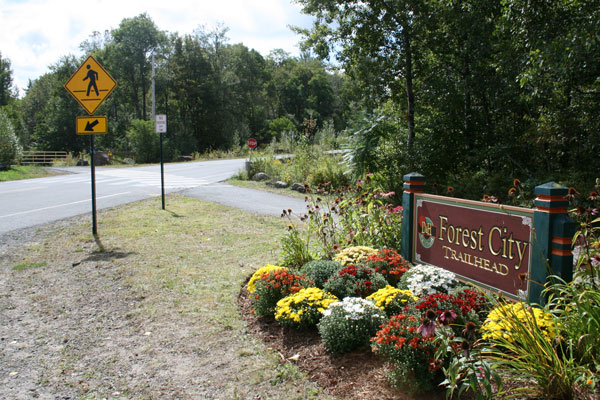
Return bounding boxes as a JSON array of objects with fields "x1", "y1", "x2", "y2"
[{"x1": 247, "y1": 138, "x2": 257, "y2": 149}]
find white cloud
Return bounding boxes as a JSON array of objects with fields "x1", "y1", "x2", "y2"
[{"x1": 0, "y1": 0, "x2": 314, "y2": 95}]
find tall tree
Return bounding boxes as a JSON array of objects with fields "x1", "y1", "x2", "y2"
[
  {"x1": 0, "y1": 51, "x2": 14, "y2": 106},
  {"x1": 295, "y1": 0, "x2": 427, "y2": 150},
  {"x1": 108, "y1": 13, "x2": 166, "y2": 120}
]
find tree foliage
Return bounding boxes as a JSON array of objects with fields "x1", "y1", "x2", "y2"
[{"x1": 296, "y1": 0, "x2": 600, "y2": 198}]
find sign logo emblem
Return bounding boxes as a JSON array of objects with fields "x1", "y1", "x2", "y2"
[
  {"x1": 418, "y1": 215, "x2": 436, "y2": 248},
  {"x1": 64, "y1": 55, "x2": 117, "y2": 115}
]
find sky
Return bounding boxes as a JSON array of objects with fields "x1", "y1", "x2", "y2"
[{"x1": 0, "y1": 0, "x2": 315, "y2": 96}]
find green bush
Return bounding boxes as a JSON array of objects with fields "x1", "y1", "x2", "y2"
[
  {"x1": 323, "y1": 264, "x2": 388, "y2": 299},
  {"x1": 318, "y1": 297, "x2": 387, "y2": 355},
  {"x1": 0, "y1": 109, "x2": 22, "y2": 166},
  {"x1": 126, "y1": 119, "x2": 159, "y2": 163},
  {"x1": 300, "y1": 260, "x2": 342, "y2": 289}
]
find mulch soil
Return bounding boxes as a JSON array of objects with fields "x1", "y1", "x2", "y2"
[{"x1": 238, "y1": 286, "x2": 444, "y2": 400}]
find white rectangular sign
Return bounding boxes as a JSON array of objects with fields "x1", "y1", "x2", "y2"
[{"x1": 156, "y1": 114, "x2": 167, "y2": 133}]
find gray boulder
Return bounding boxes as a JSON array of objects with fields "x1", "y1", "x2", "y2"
[
  {"x1": 291, "y1": 183, "x2": 306, "y2": 193},
  {"x1": 93, "y1": 151, "x2": 109, "y2": 166},
  {"x1": 252, "y1": 172, "x2": 269, "y2": 181},
  {"x1": 274, "y1": 181, "x2": 289, "y2": 189}
]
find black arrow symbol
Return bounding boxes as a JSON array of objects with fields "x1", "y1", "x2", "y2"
[{"x1": 85, "y1": 119, "x2": 99, "y2": 131}]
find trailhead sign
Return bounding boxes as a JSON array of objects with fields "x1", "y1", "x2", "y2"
[{"x1": 64, "y1": 55, "x2": 117, "y2": 115}]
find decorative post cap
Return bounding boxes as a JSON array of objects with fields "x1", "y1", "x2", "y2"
[
  {"x1": 403, "y1": 172, "x2": 425, "y2": 194},
  {"x1": 534, "y1": 182, "x2": 569, "y2": 213}
]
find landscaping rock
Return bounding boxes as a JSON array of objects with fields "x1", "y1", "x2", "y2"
[
  {"x1": 178, "y1": 155, "x2": 194, "y2": 162},
  {"x1": 93, "y1": 151, "x2": 109, "y2": 166},
  {"x1": 76, "y1": 159, "x2": 89, "y2": 166},
  {"x1": 252, "y1": 172, "x2": 269, "y2": 181},
  {"x1": 274, "y1": 181, "x2": 289, "y2": 189},
  {"x1": 123, "y1": 158, "x2": 135, "y2": 165},
  {"x1": 291, "y1": 183, "x2": 306, "y2": 193},
  {"x1": 0, "y1": 162, "x2": 8, "y2": 171}
]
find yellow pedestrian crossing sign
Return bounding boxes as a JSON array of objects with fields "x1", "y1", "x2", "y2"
[{"x1": 64, "y1": 55, "x2": 117, "y2": 115}]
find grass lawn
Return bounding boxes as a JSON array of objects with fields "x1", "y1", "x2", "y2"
[
  {"x1": 0, "y1": 165, "x2": 64, "y2": 181},
  {"x1": 1, "y1": 194, "x2": 334, "y2": 399}
]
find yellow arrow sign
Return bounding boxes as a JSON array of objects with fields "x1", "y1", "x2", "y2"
[
  {"x1": 65, "y1": 56, "x2": 117, "y2": 115},
  {"x1": 76, "y1": 116, "x2": 107, "y2": 135}
]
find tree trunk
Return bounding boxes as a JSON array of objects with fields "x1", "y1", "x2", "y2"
[{"x1": 403, "y1": 28, "x2": 415, "y2": 152}]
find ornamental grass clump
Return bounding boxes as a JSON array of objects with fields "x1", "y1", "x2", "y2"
[
  {"x1": 479, "y1": 300, "x2": 590, "y2": 399},
  {"x1": 332, "y1": 245, "x2": 378, "y2": 266},
  {"x1": 252, "y1": 269, "x2": 313, "y2": 317},
  {"x1": 274, "y1": 287, "x2": 338, "y2": 329},
  {"x1": 365, "y1": 249, "x2": 410, "y2": 286},
  {"x1": 372, "y1": 313, "x2": 442, "y2": 393},
  {"x1": 323, "y1": 264, "x2": 388, "y2": 299},
  {"x1": 300, "y1": 260, "x2": 342, "y2": 289},
  {"x1": 318, "y1": 297, "x2": 387, "y2": 355},
  {"x1": 366, "y1": 286, "x2": 417, "y2": 317},
  {"x1": 398, "y1": 264, "x2": 459, "y2": 297},
  {"x1": 247, "y1": 264, "x2": 286, "y2": 294}
]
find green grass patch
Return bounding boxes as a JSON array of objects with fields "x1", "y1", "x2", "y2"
[
  {"x1": 12, "y1": 261, "x2": 47, "y2": 271},
  {"x1": 0, "y1": 166, "x2": 63, "y2": 181}
]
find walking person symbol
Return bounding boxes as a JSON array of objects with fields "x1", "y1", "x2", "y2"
[{"x1": 83, "y1": 64, "x2": 99, "y2": 96}]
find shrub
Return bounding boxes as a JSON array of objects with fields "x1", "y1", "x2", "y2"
[
  {"x1": 398, "y1": 264, "x2": 459, "y2": 297},
  {"x1": 332, "y1": 245, "x2": 378, "y2": 266},
  {"x1": 300, "y1": 260, "x2": 342, "y2": 289},
  {"x1": 247, "y1": 264, "x2": 285, "y2": 294},
  {"x1": 365, "y1": 249, "x2": 410, "y2": 286},
  {"x1": 334, "y1": 174, "x2": 404, "y2": 249},
  {"x1": 366, "y1": 286, "x2": 417, "y2": 317},
  {"x1": 274, "y1": 287, "x2": 338, "y2": 329},
  {"x1": 371, "y1": 313, "x2": 441, "y2": 393},
  {"x1": 126, "y1": 119, "x2": 159, "y2": 163},
  {"x1": 318, "y1": 297, "x2": 387, "y2": 355},
  {"x1": 251, "y1": 269, "x2": 313, "y2": 317},
  {"x1": 0, "y1": 109, "x2": 22, "y2": 166},
  {"x1": 323, "y1": 264, "x2": 388, "y2": 299}
]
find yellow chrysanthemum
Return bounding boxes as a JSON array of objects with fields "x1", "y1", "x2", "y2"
[
  {"x1": 482, "y1": 302, "x2": 558, "y2": 343},
  {"x1": 274, "y1": 287, "x2": 338, "y2": 328},
  {"x1": 333, "y1": 246, "x2": 379, "y2": 266},
  {"x1": 367, "y1": 286, "x2": 417, "y2": 311}
]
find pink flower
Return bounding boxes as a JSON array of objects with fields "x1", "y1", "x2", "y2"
[
  {"x1": 390, "y1": 206, "x2": 403, "y2": 214},
  {"x1": 417, "y1": 319, "x2": 436, "y2": 338},
  {"x1": 439, "y1": 310, "x2": 457, "y2": 325}
]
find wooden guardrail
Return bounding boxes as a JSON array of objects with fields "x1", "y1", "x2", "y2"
[{"x1": 21, "y1": 151, "x2": 69, "y2": 165}]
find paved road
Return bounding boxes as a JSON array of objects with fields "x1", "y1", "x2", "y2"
[{"x1": 0, "y1": 159, "x2": 247, "y2": 235}]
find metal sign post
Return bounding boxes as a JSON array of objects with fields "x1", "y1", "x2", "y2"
[
  {"x1": 156, "y1": 115, "x2": 167, "y2": 210},
  {"x1": 90, "y1": 135, "x2": 97, "y2": 235},
  {"x1": 65, "y1": 55, "x2": 117, "y2": 236}
]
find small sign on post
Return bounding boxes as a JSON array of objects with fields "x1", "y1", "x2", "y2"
[
  {"x1": 156, "y1": 114, "x2": 167, "y2": 133},
  {"x1": 247, "y1": 138, "x2": 257, "y2": 149},
  {"x1": 155, "y1": 114, "x2": 167, "y2": 210}
]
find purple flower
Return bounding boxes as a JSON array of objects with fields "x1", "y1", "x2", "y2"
[
  {"x1": 439, "y1": 309, "x2": 457, "y2": 325},
  {"x1": 417, "y1": 319, "x2": 436, "y2": 338}
]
